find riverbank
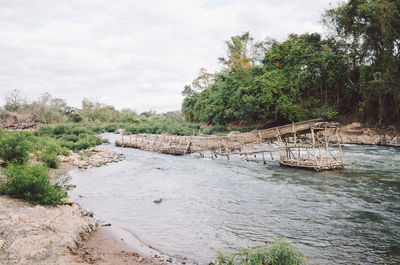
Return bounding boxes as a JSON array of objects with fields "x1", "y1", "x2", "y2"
[
  {"x1": 338, "y1": 122, "x2": 400, "y2": 147},
  {"x1": 0, "y1": 147, "x2": 166, "y2": 265},
  {"x1": 0, "y1": 195, "x2": 166, "y2": 265},
  {"x1": 0, "y1": 195, "x2": 95, "y2": 264}
]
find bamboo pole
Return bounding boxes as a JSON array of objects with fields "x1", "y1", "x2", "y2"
[
  {"x1": 336, "y1": 128, "x2": 344, "y2": 162},
  {"x1": 242, "y1": 140, "x2": 249, "y2": 161},
  {"x1": 311, "y1": 128, "x2": 319, "y2": 168},
  {"x1": 224, "y1": 139, "x2": 230, "y2": 160},
  {"x1": 259, "y1": 132, "x2": 266, "y2": 164},
  {"x1": 268, "y1": 142, "x2": 274, "y2": 160}
]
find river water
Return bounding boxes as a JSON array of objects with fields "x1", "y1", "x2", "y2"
[{"x1": 69, "y1": 133, "x2": 400, "y2": 265}]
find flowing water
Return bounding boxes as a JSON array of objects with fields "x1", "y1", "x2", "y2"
[{"x1": 69, "y1": 133, "x2": 400, "y2": 265}]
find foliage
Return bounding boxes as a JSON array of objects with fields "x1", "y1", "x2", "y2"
[
  {"x1": 104, "y1": 123, "x2": 118, "y2": 132},
  {"x1": 0, "y1": 130, "x2": 33, "y2": 165},
  {"x1": 0, "y1": 163, "x2": 68, "y2": 206},
  {"x1": 69, "y1": 113, "x2": 82, "y2": 123},
  {"x1": 35, "y1": 141, "x2": 61, "y2": 168},
  {"x1": 120, "y1": 112, "x2": 200, "y2": 136},
  {"x1": 34, "y1": 124, "x2": 104, "y2": 151},
  {"x1": 214, "y1": 239, "x2": 307, "y2": 265},
  {"x1": 182, "y1": 32, "x2": 348, "y2": 125},
  {"x1": 206, "y1": 125, "x2": 229, "y2": 135},
  {"x1": 323, "y1": 0, "x2": 400, "y2": 127},
  {"x1": 182, "y1": 1, "x2": 400, "y2": 128}
]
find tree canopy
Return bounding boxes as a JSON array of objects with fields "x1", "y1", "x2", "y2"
[{"x1": 182, "y1": 0, "x2": 400, "y2": 128}]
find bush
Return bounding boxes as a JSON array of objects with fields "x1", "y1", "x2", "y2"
[
  {"x1": 0, "y1": 131, "x2": 33, "y2": 165},
  {"x1": 59, "y1": 134, "x2": 79, "y2": 142},
  {"x1": 39, "y1": 152, "x2": 60, "y2": 168},
  {"x1": 53, "y1": 124, "x2": 69, "y2": 135},
  {"x1": 69, "y1": 113, "x2": 82, "y2": 123},
  {"x1": 74, "y1": 134, "x2": 103, "y2": 150},
  {"x1": 89, "y1": 125, "x2": 104, "y2": 134},
  {"x1": 34, "y1": 125, "x2": 53, "y2": 137},
  {"x1": 104, "y1": 124, "x2": 118, "y2": 132},
  {"x1": 38, "y1": 143, "x2": 60, "y2": 168},
  {"x1": 206, "y1": 125, "x2": 228, "y2": 135},
  {"x1": 231, "y1": 127, "x2": 256, "y2": 133},
  {"x1": 0, "y1": 163, "x2": 68, "y2": 206},
  {"x1": 72, "y1": 126, "x2": 88, "y2": 136},
  {"x1": 60, "y1": 147, "x2": 70, "y2": 156},
  {"x1": 58, "y1": 139, "x2": 75, "y2": 149},
  {"x1": 124, "y1": 125, "x2": 137, "y2": 135},
  {"x1": 33, "y1": 138, "x2": 61, "y2": 168},
  {"x1": 214, "y1": 238, "x2": 307, "y2": 265}
]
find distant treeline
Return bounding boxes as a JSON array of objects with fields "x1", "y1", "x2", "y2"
[
  {"x1": 182, "y1": 0, "x2": 400, "y2": 128},
  {"x1": 0, "y1": 92, "x2": 226, "y2": 136}
]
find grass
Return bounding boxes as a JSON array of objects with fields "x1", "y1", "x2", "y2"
[{"x1": 213, "y1": 238, "x2": 307, "y2": 265}]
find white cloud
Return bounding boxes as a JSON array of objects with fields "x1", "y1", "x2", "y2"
[{"x1": 0, "y1": 0, "x2": 333, "y2": 113}]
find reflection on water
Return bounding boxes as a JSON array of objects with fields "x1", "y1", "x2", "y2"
[{"x1": 69, "y1": 134, "x2": 400, "y2": 265}]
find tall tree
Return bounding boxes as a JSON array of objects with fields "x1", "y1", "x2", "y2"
[{"x1": 324, "y1": 0, "x2": 400, "y2": 126}]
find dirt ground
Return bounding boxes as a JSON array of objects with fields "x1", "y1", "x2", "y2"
[
  {"x1": 58, "y1": 227, "x2": 166, "y2": 265},
  {"x1": 0, "y1": 148, "x2": 167, "y2": 265}
]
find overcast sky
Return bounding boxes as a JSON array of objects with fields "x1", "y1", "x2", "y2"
[{"x1": 0, "y1": 0, "x2": 335, "y2": 113}]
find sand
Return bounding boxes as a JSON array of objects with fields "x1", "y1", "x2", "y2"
[{"x1": 0, "y1": 148, "x2": 167, "y2": 265}]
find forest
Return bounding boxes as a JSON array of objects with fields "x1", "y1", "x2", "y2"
[{"x1": 182, "y1": 0, "x2": 400, "y2": 128}]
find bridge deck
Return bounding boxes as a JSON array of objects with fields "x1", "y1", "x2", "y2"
[{"x1": 115, "y1": 119, "x2": 345, "y2": 171}]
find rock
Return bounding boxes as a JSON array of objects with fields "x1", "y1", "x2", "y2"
[
  {"x1": 0, "y1": 196, "x2": 97, "y2": 264},
  {"x1": 64, "y1": 198, "x2": 74, "y2": 206},
  {"x1": 153, "y1": 198, "x2": 162, "y2": 204},
  {"x1": 59, "y1": 148, "x2": 124, "y2": 169}
]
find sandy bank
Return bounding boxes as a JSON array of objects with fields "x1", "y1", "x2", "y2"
[
  {"x1": 338, "y1": 122, "x2": 400, "y2": 147},
  {"x1": 0, "y1": 195, "x2": 96, "y2": 265},
  {"x1": 0, "y1": 147, "x2": 167, "y2": 265}
]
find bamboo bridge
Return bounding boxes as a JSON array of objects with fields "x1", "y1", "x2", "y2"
[{"x1": 115, "y1": 119, "x2": 346, "y2": 171}]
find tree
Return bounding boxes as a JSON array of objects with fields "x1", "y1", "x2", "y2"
[
  {"x1": 323, "y1": 0, "x2": 400, "y2": 127},
  {"x1": 218, "y1": 32, "x2": 268, "y2": 71},
  {"x1": 4, "y1": 89, "x2": 24, "y2": 112}
]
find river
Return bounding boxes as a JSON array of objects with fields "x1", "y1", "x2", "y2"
[{"x1": 68, "y1": 133, "x2": 400, "y2": 265}]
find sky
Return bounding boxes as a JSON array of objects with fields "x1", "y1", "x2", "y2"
[{"x1": 0, "y1": 0, "x2": 336, "y2": 113}]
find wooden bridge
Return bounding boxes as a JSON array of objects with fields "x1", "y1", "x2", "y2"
[{"x1": 115, "y1": 119, "x2": 345, "y2": 171}]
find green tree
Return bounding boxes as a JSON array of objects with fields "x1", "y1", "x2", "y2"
[{"x1": 324, "y1": 0, "x2": 400, "y2": 127}]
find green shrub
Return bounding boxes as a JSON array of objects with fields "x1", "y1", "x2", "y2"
[
  {"x1": 58, "y1": 139, "x2": 75, "y2": 149},
  {"x1": 53, "y1": 124, "x2": 69, "y2": 135},
  {"x1": 0, "y1": 163, "x2": 68, "y2": 206},
  {"x1": 125, "y1": 125, "x2": 137, "y2": 134},
  {"x1": 34, "y1": 125, "x2": 53, "y2": 137},
  {"x1": 69, "y1": 113, "x2": 82, "y2": 123},
  {"x1": 214, "y1": 238, "x2": 307, "y2": 265},
  {"x1": 206, "y1": 125, "x2": 228, "y2": 135},
  {"x1": 72, "y1": 126, "x2": 87, "y2": 136},
  {"x1": 38, "y1": 143, "x2": 60, "y2": 168},
  {"x1": 74, "y1": 134, "x2": 103, "y2": 150},
  {"x1": 231, "y1": 127, "x2": 256, "y2": 133},
  {"x1": 59, "y1": 134, "x2": 79, "y2": 142},
  {"x1": 104, "y1": 124, "x2": 118, "y2": 132},
  {"x1": 310, "y1": 105, "x2": 338, "y2": 121},
  {"x1": 0, "y1": 131, "x2": 33, "y2": 165},
  {"x1": 60, "y1": 147, "x2": 70, "y2": 156},
  {"x1": 33, "y1": 137, "x2": 61, "y2": 168},
  {"x1": 40, "y1": 152, "x2": 60, "y2": 168},
  {"x1": 89, "y1": 125, "x2": 104, "y2": 134}
]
